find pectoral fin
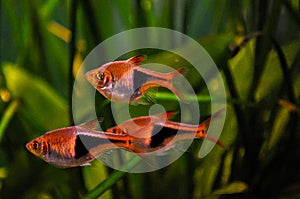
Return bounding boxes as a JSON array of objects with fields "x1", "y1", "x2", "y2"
[{"x1": 80, "y1": 162, "x2": 92, "y2": 167}]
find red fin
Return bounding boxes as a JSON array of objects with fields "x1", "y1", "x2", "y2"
[
  {"x1": 164, "y1": 67, "x2": 187, "y2": 101},
  {"x1": 203, "y1": 134, "x2": 225, "y2": 148},
  {"x1": 196, "y1": 108, "x2": 226, "y2": 148},
  {"x1": 139, "y1": 80, "x2": 186, "y2": 102},
  {"x1": 211, "y1": 108, "x2": 226, "y2": 120},
  {"x1": 164, "y1": 111, "x2": 176, "y2": 119},
  {"x1": 165, "y1": 67, "x2": 186, "y2": 80},
  {"x1": 127, "y1": 55, "x2": 147, "y2": 66},
  {"x1": 196, "y1": 124, "x2": 225, "y2": 148},
  {"x1": 198, "y1": 108, "x2": 225, "y2": 128}
]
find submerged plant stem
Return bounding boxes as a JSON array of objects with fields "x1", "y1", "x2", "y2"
[
  {"x1": 156, "y1": 92, "x2": 254, "y2": 106},
  {"x1": 0, "y1": 100, "x2": 19, "y2": 142},
  {"x1": 82, "y1": 156, "x2": 141, "y2": 199},
  {"x1": 68, "y1": 0, "x2": 77, "y2": 125}
]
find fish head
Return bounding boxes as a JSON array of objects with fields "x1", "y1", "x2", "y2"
[
  {"x1": 26, "y1": 137, "x2": 49, "y2": 159},
  {"x1": 85, "y1": 68, "x2": 113, "y2": 91}
]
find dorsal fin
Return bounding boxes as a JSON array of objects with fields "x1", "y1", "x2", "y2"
[
  {"x1": 79, "y1": 118, "x2": 103, "y2": 130},
  {"x1": 127, "y1": 55, "x2": 147, "y2": 66}
]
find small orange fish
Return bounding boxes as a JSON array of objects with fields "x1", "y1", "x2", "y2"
[
  {"x1": 26, "y1": 112, "x2": 223, "y2": 168},
  {"x1": 106, "y1": 111, "x2": 176, "y2": 135},
  {"x1": 85, "y1": 55, "x2": 185, "y2": 104},
  {"x1": 106, "y1": 111, "x2": 224, "y2": 147}
]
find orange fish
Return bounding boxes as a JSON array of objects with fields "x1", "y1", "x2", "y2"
[
  {"x1": 85, "y1": 55, "x2": 185, "y2": 104},
  {"x1": 106, "y1": 111, "x2": 176, "y2": 135},
  {"x1": 26, "y1": 112, "x2": 223, "y2": 168}
]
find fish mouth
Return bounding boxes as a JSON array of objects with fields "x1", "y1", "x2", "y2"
[
  {"x1": 85, "y1": 69, "x2": 111, "y2": 90},
  {"x1": 85, "y1": 71, "x2": 94, "y2": 84},
  {"x1": 85, "y1": 70, "x2": 100, "y2": 89},
  {"x1": 25, "y1": 142, "x2": 34, "y2": 154},
  {"x1": 25, "y1": 143, "x2": 29, "y2": 150},
  {"x1": 25, "y1": 141, "x2": 41, "y2": 157}
]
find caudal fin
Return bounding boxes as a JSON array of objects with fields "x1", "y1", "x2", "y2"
[
  {"x1": 165, "y1": 67, "x2": 186, "y2": 80},
  {"x1": 196, "y1": 109, "x2": 225, "y2": 148},
  {"x1": 166, "y1": 67, "x2": 188, "y2": 102}
]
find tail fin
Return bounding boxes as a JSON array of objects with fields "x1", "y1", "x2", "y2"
[
  {"x1": 165, "y1": 67, "x2": 186, "y2": 80},
  {"x1": 196, "y1": 109, "x2": 225, "y2": 148},
  {"x1": 202, "y1": 134, "x2": 225, "y2": 148},
  {"x1": 166, "y1": 67, "x2": 188, "y2": 102}
]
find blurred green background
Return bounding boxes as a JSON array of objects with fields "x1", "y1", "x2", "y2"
[{"x1": 1, "y1": 0, "x2": 300, "y2": 198}]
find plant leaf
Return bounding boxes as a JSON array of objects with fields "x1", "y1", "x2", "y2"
[
  {"x1": 2, "y1": 63, "x2": 69, "y2": 130},
  {"x1": 212, "y1": 181, "x2": 248, "y2": 195}
]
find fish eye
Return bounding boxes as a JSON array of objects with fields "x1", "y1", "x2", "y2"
[
  {"x1": 96, "y1": 72, "x2": 105, "y2": 81},
  {"x1": 32, "y1": 141, "x2": 39, "y2": 150}
]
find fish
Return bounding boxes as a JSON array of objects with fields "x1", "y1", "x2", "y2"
[
  {"x1": 26, "y1": 111, "x2": 224, "y2": 168},
  {"x1": 106, "y1": 110, "x2": 224, "y2": 147},
  {"x1": 85, "y1": 55, "x2": 185, "y2": 104},
  {"x1": 106, "y1": 111, "x2": 176, "y2": 135}
]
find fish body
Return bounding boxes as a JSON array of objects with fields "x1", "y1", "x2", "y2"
[
  {"x1": 26, "y1": 112, "x2": 223, "y2": 168},
  {"x1": 106, "y1": 111, "x2": 176, "y2": 135},
  {"x1": 26, "y1": 126, "x2": 132, "y2": 168},
  {"x1": 107, "y1": 111, "x2": 224, "y2": 147},
  {"x1": 85, "y1": 55, "x2": 184, "y2": 104}
]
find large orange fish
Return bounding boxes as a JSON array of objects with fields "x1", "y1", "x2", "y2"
[
  {"x1": 85, "y1": 55, "x2": 185, "y2": 104},
  {"x1": 26, "y1": 112, "x2": 223, "y2": 168}
]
